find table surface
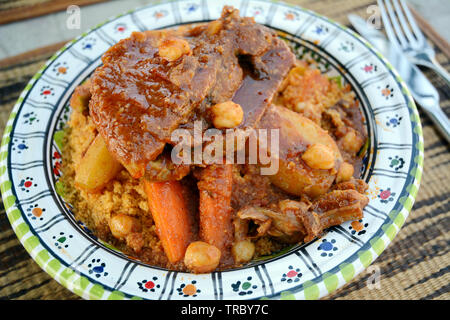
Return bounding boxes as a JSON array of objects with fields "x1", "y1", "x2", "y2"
[{"x1": 0, "y1": 0, "x2": 449, "y2": 300}]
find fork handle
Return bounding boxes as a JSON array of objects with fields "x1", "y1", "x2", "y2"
[
  {"x1": 429, "y1": 58, "x2": 450, "y2": 87},
  {"x1": 417, "y1": 57, "x2": 450, "y2": 87},
  {"x1": 423, "y1": 104, "x2": 450, "y2": 143}
]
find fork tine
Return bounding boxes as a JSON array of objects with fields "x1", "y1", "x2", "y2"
[
  {"x1": 377, "y1": 0, "x2": 403, "y2": 49},
  {"x1": 392, "y1": 0, "x2": 416, "y2": 45},
  {"x1": 383, "y1": 0, "x2": 408, "y2": 48},
  {"x1": 399, "y1": 0, "x2": 426, "y2": 44}
]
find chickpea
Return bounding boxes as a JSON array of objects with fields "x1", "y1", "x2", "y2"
[
  {"x1": 341, "y1": 129, "x2": 364, "y2": 154},
  {"x1": 158, "y1": 37, "x2": 191, "y2": 61},
  {"x1": 302, "y1": 143, "x2": 335, "y2": 170},
  {"x1": 109, "y1": 214, "x2": 141, "y2": 240},
  {"x1": 232, "y1": 240, "x2": 255, "y2": 264},
  {"x1": 336, "y1": 162, "x2": 354, "y2": 183},
  {"x1": 184, "y1": 241, "x2": 221, "y2": 273},
  {"x1": 211, "y1": 101, "x2": 244, "y2": 129}
]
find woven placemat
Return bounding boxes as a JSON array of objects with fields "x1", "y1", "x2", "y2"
[
  {"x1": 0, "y1": 0, "x2": 449, "y2": 300},
  {"x1": 0, "y1": 0, "x2": 109, "y2": 25}
]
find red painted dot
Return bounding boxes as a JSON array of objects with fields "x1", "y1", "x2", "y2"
[
  {"x1": 42, "y1": 90, "x2": 52, "y2": 95},
  {"x1": 117, "y1": 26, "x2": 125, "y2": 32},
  {"x1": 287, "y1": 270, "x2": 297, "y2": 278},
  {"x1": 24, "y1": 181, "x2": 32, "y2": 188},
  {"x1": 379, "y1": 190, "x2": 391, "y2": 199},
  {"x1": 145, "y1": 281, "x2": 155, "y2": 289}
]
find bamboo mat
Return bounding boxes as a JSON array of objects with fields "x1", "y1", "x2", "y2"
[
  {"x1": 0, "y1": 0, "x2": 449, "y2": 300},
  {"x1": 0, "y1": 0, "x2": 109, "y2": 25}
]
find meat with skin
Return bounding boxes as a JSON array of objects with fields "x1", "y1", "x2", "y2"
[{"x1": 234, "y1": 188, "x2": 369, "y2": 243}]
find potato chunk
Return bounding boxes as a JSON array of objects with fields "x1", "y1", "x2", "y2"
[
  {"x1": 75, "y1": 134, "x2": 122, "y2": 193},
  {"x1": 257, "y1": 104, "x2": 342, "y2": 197}
]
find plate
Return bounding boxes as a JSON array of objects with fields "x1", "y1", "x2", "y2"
[{"x1": 0, "y1": 0, "x2": 423, "y2": 300}]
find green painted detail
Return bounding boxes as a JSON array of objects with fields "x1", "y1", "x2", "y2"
[
  {"x1": 0, "y1": 180, "x2": 12, "y2": 194},
  {"x1": 98, "y1": 239, "x2": 122, "y2": 252},
  {"x1": 322, "y1": 272, "x2": 339, "y2": 293},
  {"x1": 0, "y1": 166, "x2": 5, "y2": 176},
  {"x1": 25, "y1": 83, "x2": 33, "y2": 91},
  {"x1": 58, "y1": 269, "x2": 76, "y2": 289},
  {"x1": 32, "y1": 72, "x2": 42, "y2": 80},
  {"x1": 8, "y1": 209, "x2": 21, "y2": 223},
  {"x1": 385, "y1": 61, "x2": 394, "y2": 70},
  {"x1": 407, "y1": 183, "x2": 418, "y2": 198},
  {"x1": 73, "y1": 276, "x2": 90, "y2": 297},
  {"x1": 3, "y1": 125, "x2": 12, "y2": 135},
  {"x1": 339, "y1": 263, "x2": 355, "y2": 282},
  {"x1": 415, "y1": 140, "x2": 424, "y2": 153},
  {"x1": 95, "y1": 21, "x2": 107, "y2": 28},
  {"x1": 131, "y1": 296, "x2": 143, "y2": 300},
  {"x1": 402, "y1": 196, "x2": 413, "y2": 212},
  {"x1": 383, "y1": 223, "x2": 397, "y2": 241},
  {"x1": 399, "y1": 195, "x2": 407, "y2": 205},
  {"x1": 49, "y1": 54, "x2": 59, "y2": 61},
  {"x1": 8, "y1": 111, "x2": 17, "y2": 120},
  {"x1": 46, "y1": 259, "x2": 62, "y2": 278},
  {"x1": 358, "y1": 250, "x2": 372, "y2": 268},
  {"x1": 415, "y1": 153, "x2": 424, "y2": 167},
  {"x1": 329, "y1": 75, "x2": 342, "y2": 88},
  {"x1": 401, "y1": 87, "x2": 408, "y2": 95},
  {"x1": 55, "y1": 181, "x2": 65, "y2": 197},
  {"x1": 16, "y1": 222, "x2": 30, "y2": 238},
  {"x1": 409, "y1": 166, "x2": 417, "y2": 178},
  {"x1": 394, "y1": 212, "x2": 406, "y2": 228},
  {"x1": 370, "y1": 237, "x2": 385, "y2": 256},
  {"x1": 1, "y1": 136, "x2": 10, "y2": 147},
  {"x1": 0, "y1": 151, "x2": 7, "y2": 161},
  {"x1": 409, "y1": 112, "x2": 419, "y2": 123},
  {"x1": 415, "y1": 154, "x2": 424, "y2": 167},
  {"x1": 5, "y1": 195, "x2": 16, "y2": 209},
  {"x1": 280, "y1": 290, "x2": 296, "y2": 300},
  {"x1": 252, "y1": 244, "x2": 296, "y2": 262},
  {"x1": 414, "y1": 123, "x2": 423, "y2": 136},
  {"x1": 388, "y1": 209, "x2": 398, "y2": 221},
  {"x1": 89, "y1": 284, "x2": 105, "y2": 300},
  {"x1": 107, "y1": 291, "x2": 125, "y2": 300},
  {"x1": 303, "y1": 281, "x2": 319, "y2": 300},
  {"x1": 35, "y1": 250, "x2": 51, "y2": 267},
  {"x1": 23, "y1": 236, "x2": 40, "y2": 251},
  {"x1": 53, "y1": 130, "x2": 65, "y2": 150}
]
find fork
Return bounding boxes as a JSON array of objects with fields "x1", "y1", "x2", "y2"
[{"x1": 377, "y1": 0, "x2": 450, "y2": 86}]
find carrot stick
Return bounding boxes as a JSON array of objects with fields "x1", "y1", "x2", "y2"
[
  {"x1": 197, "y1": 164, "x2": 234, "y2": 256},
  {"x1": 144, "y1": 180, "x2": 193, "y2": 264}
]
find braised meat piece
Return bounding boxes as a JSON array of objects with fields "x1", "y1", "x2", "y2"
[
  {"x1": 89, "y1": 6, "x2": 295, "y2": 178},
  {"x1": 234, "y1": 186, "x2": 369, "y2": 243}
]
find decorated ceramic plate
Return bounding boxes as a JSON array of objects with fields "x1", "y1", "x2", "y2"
[{"x1": 0, "y1": 0, "x2": 423, "y2": 300}]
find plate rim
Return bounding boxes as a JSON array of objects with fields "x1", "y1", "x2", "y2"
[{"x1": 0, "y1": 0, "x2": 424, "y2": 300}]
